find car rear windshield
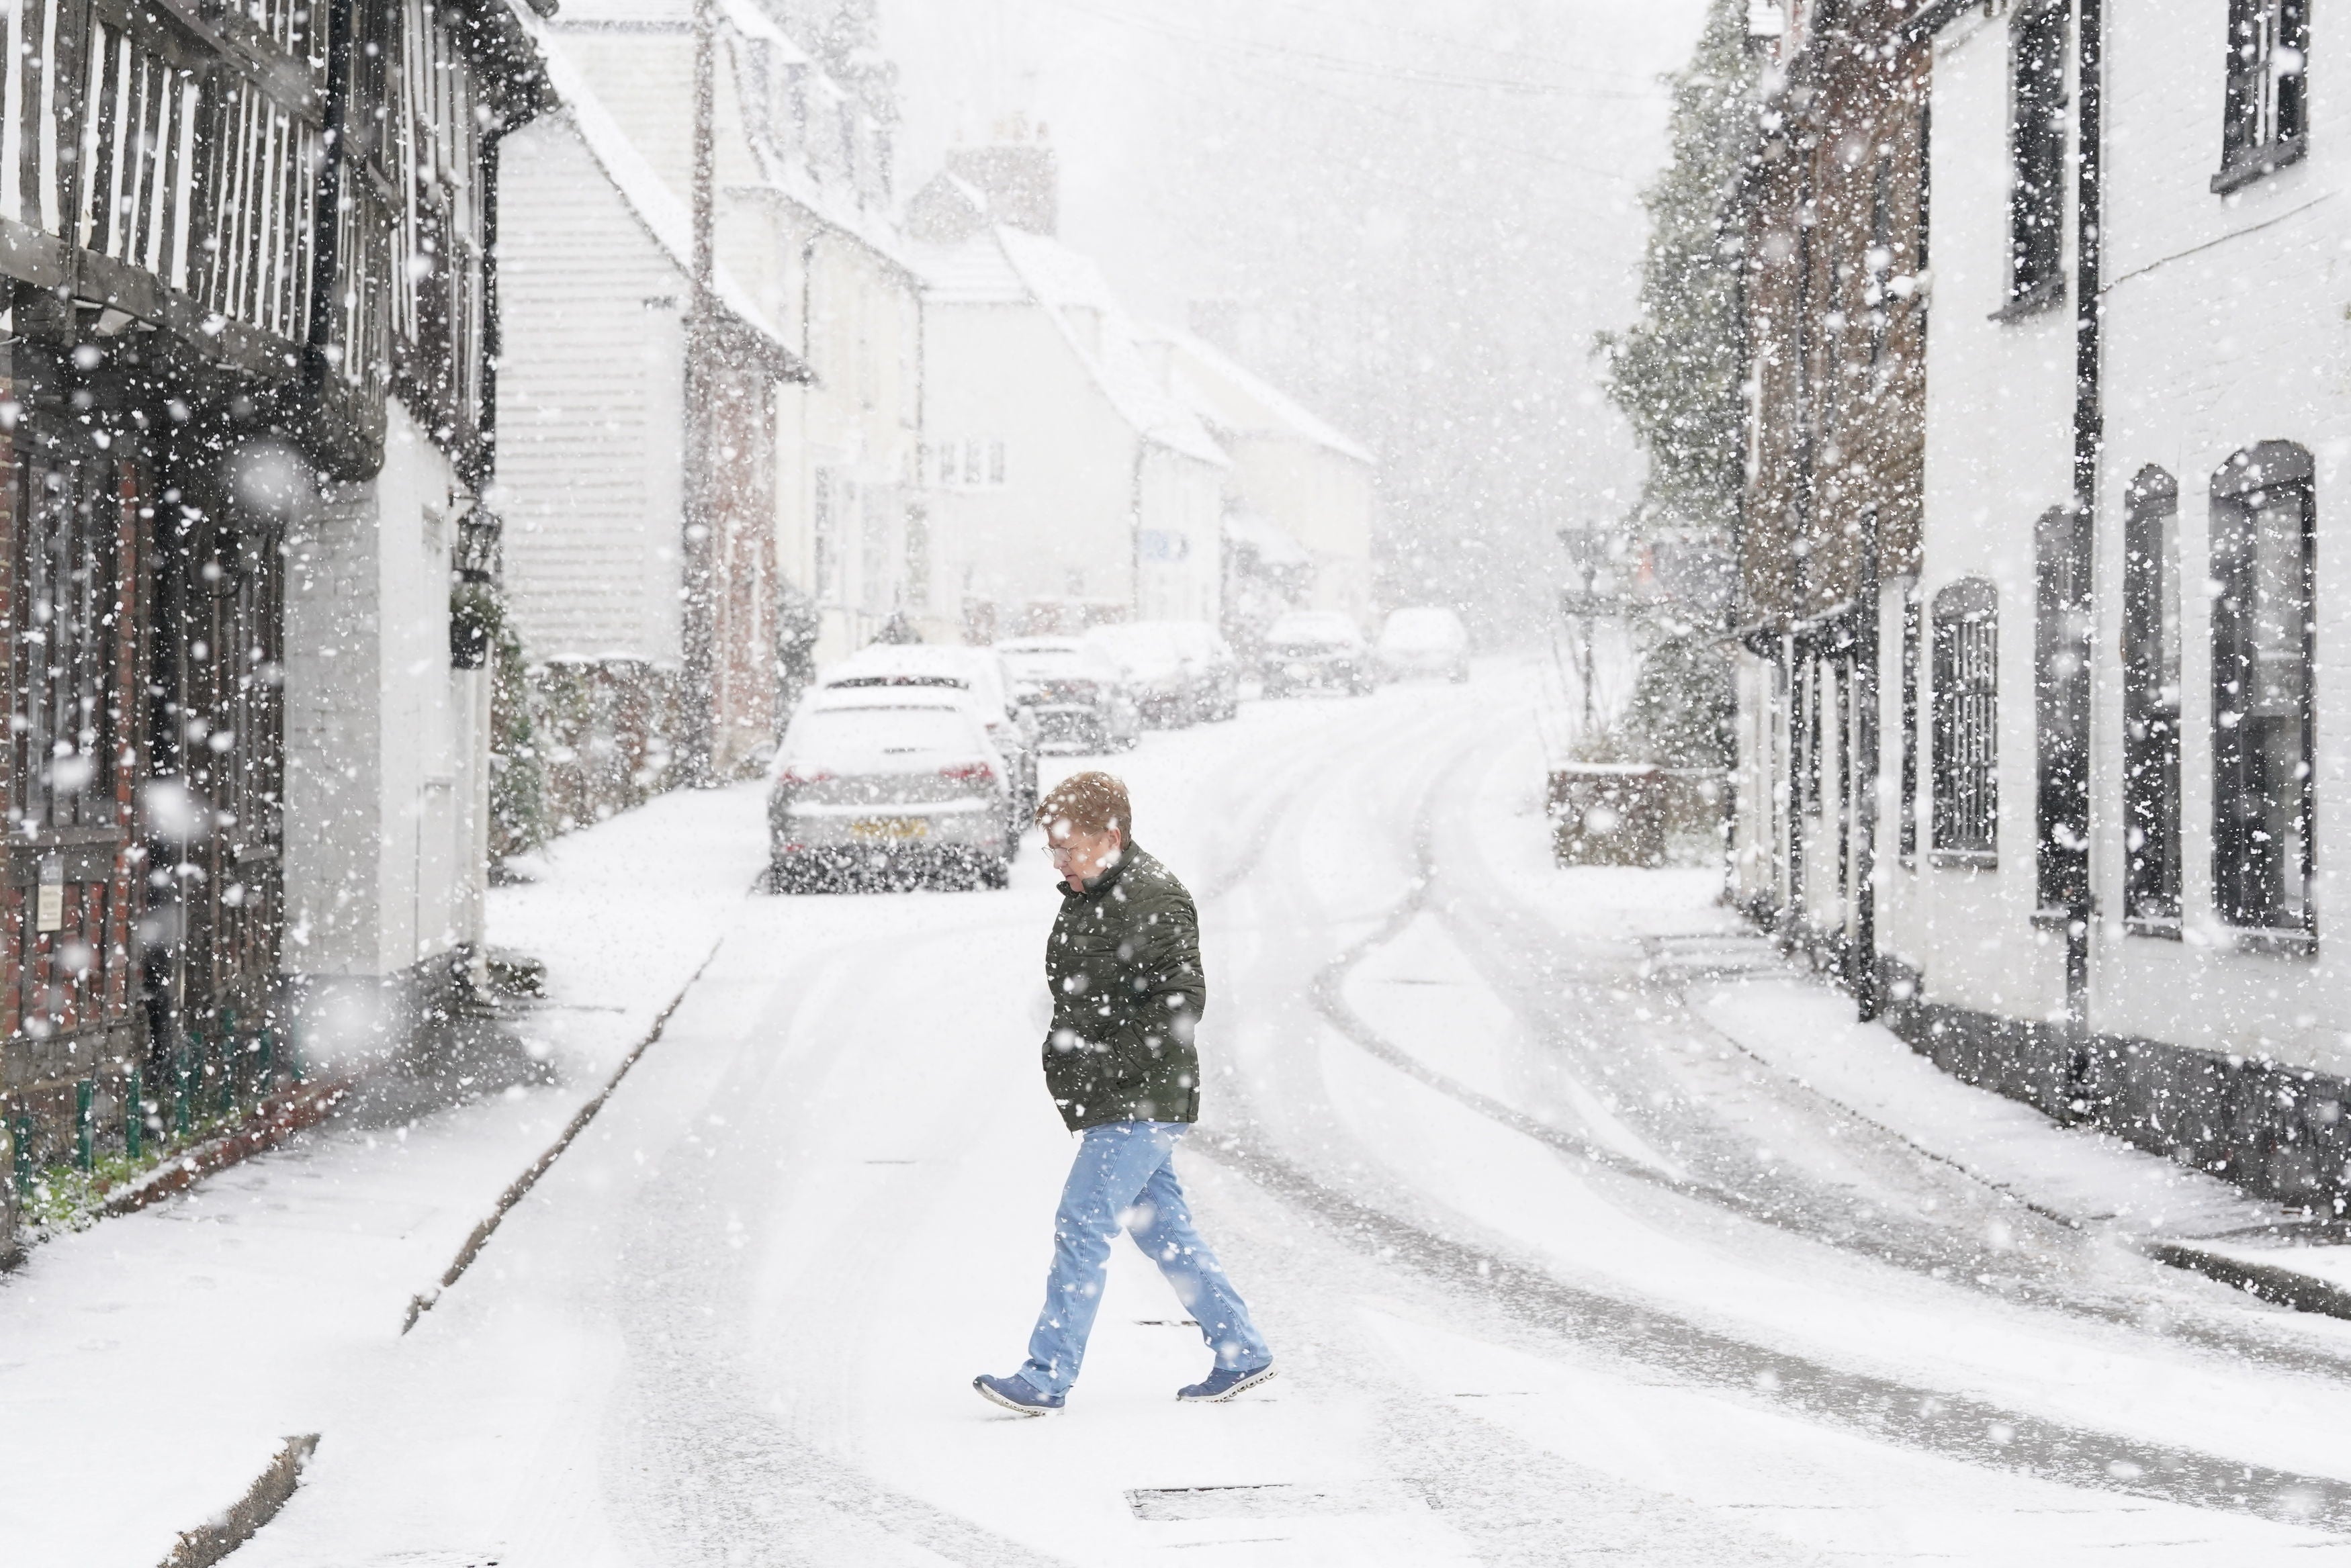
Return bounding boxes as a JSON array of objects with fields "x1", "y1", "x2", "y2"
[
  {"x1": 828, "y1": 674, "x2": 969, "y2": 690},
  {"x1": 787, "y1": 706, "x2": 975, "y2": 763}
]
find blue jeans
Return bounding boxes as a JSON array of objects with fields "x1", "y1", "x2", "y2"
[{"x1": 1019, "y1": 1120, "x2": 1272, "y2": 1397}]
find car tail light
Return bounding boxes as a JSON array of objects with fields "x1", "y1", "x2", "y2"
[
  {"x1": 779, "y1": 765, "x2": 831, "y2": 787},
  {"x1": 940, "y1": 762, "x2": 997, "y2": 787}
]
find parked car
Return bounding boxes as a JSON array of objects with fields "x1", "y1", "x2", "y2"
[
  {"x1": 996, "y1": 637, "x2": 1143, "y2": 753},
  {"x1": 1260, "y1": 610, "x2": 1376, "y2": 696},
  {"x1": 816, "y1": 644, "x2": 1038, "y2": 838},
  {"x1": 1085, "y1": 623, "x2": 1200, "y2": 728},
  {"x1": 767, "y1": 690, "x2": 1013, "y2": 891},
  {"x1": 1378, "y1": 606, "x2": 1472, "y2": 683},
  {"x1": 1159, "y1": 620, "x2": 1242, "y2": 721}
]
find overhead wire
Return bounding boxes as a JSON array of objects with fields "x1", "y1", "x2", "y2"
[
  {"x1": 1238, "y1": 0, "x2": 1656, "y2": 83},
  {"x1": 1042, "y1": 5, "x2": 1669, "y2": 191},
  {"x1": 1040, "y1": 0, "x2": 1660, "y2": 101}
]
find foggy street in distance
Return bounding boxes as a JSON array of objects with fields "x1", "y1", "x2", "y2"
[{"x1": 7, "y1": 0, "x2": 2351, "y2": 1561}]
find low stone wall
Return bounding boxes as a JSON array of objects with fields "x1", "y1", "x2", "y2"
[{"x1": 530, "y1": 659, "x2": 687, "y2": 833}]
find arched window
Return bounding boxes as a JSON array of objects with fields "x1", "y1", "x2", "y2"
[
  {"x1": 1932, "y1": 578, "x2": 1998, "y2": 860},
  {"x1": 2121, "y1": 467, "x2": 2182, "y2": 928},
  {"x1": 2211, "y1": 443, "x2": 2315, "y2": 937}
]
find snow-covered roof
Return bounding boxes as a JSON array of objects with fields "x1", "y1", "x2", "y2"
[
  {"x1": 995, "y1": 227, "x2": 1123, "y2": 315},
  {"x1": 1224, "y1": 508, "x2": 1312, "y2": 567},
  {"x1": 717, "y1": 0, "x2": 805, "y2": 57},
  {"x1": 539, "y1": 0, "x2": 803, "y2": 50},
  {"x1": 988, "y1": 228, "x2": 1228, "y2": 468},
  {"x1": 535, "y1": 0, "x2": 910, "y2": 279},
  {"x1": 1149, "y1": 324, "x2": 1374, "y2": 466},
  {"x1": 908, "y1": 231, "x2": 1028, "y2": 304},
  {"x1": 515, "y1": 26, "x2": 809, "y2": 378}
]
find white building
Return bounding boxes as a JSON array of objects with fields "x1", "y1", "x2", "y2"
[
  {"x1": 1149, "y1": 325, "x2": 1377, "y2": 633},
  {"x1": 283, "y1": 416, "x2": 494, "y2": 1025},
  {"x1": 496, "y1": 0, "x2": 917, "y2": 802},
  {"x1": 907, "y1": 156, "x2": 1228, "y2": 639},
  {"x1": 1734, "y1": 0, "x2": 2351, "y2": 1209}
]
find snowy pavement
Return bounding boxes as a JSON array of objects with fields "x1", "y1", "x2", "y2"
[{"x1": 13, "y1": 663, "x2": 2351, "y2": 1564}]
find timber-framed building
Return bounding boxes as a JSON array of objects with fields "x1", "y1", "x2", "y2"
[{"x1": 0, "y1": 0, "x2": 548, "y2": 1236}]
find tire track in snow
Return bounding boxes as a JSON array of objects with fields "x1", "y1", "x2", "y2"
[
  {"x1": 1416, "y1": 731, "x2": 2351, "y2": 1385},
  {"x1": 601, "y1": 905, "x2": 1079, "y2": 1568},
  {"x1": 1190, "y1": 684, "x2": 2351, "y2": 1537}
]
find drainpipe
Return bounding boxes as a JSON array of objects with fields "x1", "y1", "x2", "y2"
[
  {"x1": 1130, "y1": 443, "x2": 1146, "y2": 620},
  {"x1": 2066, "y1": 0, "x2": 2106, "y2": 1040},
  {"x1": 1853, "y1": 509, "x2": 1881, "y2": 1018},
  {"x1": 678, "y1": 0, "x2": 719, "y2": 785}
]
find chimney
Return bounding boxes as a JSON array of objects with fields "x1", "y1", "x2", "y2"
[{"x1": 943, "y1": 136, "x2": 1058, "y2": 236}]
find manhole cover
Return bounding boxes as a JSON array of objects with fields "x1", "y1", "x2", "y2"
[{"x1": 1127, "y1": 1481, "x2": 1435, "y2": 1522}]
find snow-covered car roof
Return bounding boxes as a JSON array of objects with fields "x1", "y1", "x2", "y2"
[
  {"x1": 1132, "y1": 619, "x2": 1229, "y2": 656},
  {"x1": 820, "y1": 643, "x2": 1013, "y2": 712},
  {"x1": 1083, "y1": 622, "x2": 1191, "y2": 676},
  {"x1": 1380, "y1": 607, "x2": 1468, "y2": 648},
  {"x1": 1267, "y1": 611, "x2": 1364, "y2": 645},
  {"x1": 997, "y1": 639, "x2": 1122, "y2": 683}
]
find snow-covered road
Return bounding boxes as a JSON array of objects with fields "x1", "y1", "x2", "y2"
[{"x1": 19, "y1": 663, "x2": 2351, "y2": 1565}]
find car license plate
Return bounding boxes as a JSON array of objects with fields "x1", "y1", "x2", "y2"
[{"x1": 850, "y1": 817, "x2": 928, "y2": 842}]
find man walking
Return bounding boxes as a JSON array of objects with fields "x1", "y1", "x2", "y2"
[{"x1": 975, "y1": 772, "x2": 1276, "y2": 1414}]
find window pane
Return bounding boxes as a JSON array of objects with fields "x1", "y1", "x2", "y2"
[
  {"x1": 2251, "y1": 500, "x2": 2308, "y2": 712},
  {"x1": 1931, "y1": 581, "x2": 1998, "y2": 856},
  {"x1": 2211, "y1": 465, "x2": 2313, "y2": 932},
  {"x1": 2122, "y1": 471, "x2": 2182, "y2": 922},
  {"x1": 2010, "y1": 7, "x2": 2068, "y2": 298}
]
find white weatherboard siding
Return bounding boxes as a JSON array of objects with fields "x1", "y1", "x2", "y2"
[
  {"x1": 1906, "y1": 11, "x2": 2077, "y2": 1025},
  {"x1": 2084, "y1": 0, "x2": 2351, "y2": 1076},
  {"x1": 495, "y1": 113, "x2": 686, "y2": 665},
  {"x1": 284, "y1": 405, "x2": 487, "y2": 986}
]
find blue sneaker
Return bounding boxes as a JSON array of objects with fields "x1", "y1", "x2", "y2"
[
  {"x1": 973, "y1": 1373, "x2": 1063, "y2": 1416},
  {"x1": 1177, "y1": 1362, "x2": 1277, "y2": 1402}
]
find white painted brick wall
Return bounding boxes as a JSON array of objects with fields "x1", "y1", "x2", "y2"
[
  {"x1": 1858, "y1": 1, "x2": 2351, "y2": 1076},
  {"x1": 283, "y1": 406, "x2": 486, "y2": 986}
]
